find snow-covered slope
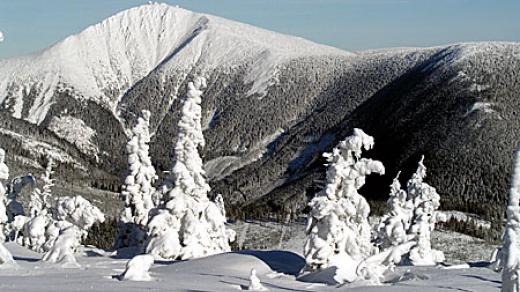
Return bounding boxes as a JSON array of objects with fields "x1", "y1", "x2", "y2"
[
  {"x1": 0, "y1": 3, "x2": 349, "y2": 125},
  {"x1": 0, "y1": 4, "x2": 519, "y2": 221}
]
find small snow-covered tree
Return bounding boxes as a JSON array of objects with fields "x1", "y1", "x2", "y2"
[
  {"x1": 248, "y1": 269, "x2": 268, "y2": 291},
  {"x1": 55, "y1": 195, "x2": 105, "y2": 237},
  {"x1": 502, "y1": 144, "x2": 520, "y2": 292},
  {"x1": 375, "y1": 172, "x2": 414, "y2": 250},
  {"x1": 119, "y1": 254, "x2": 155, "y2": 281},
  {"x1": 406, "y1": 156, "x2": 446, "y2": 266},
  {"x1": 0, "y1": 148, "x2": 14, "y2": 265},
  {"x1": 374, "y1": 157, "x2": 445, "y2": 266},
  {"x1": 303, "y1": 128, "x2": 385, "y2": 281},
  {"x1": 117, "y1": 110, "x2": 157, "y2": 248},
  {"x1": 0, "y1": 148, "x2": 10, "y2": 236},
  {"x1": 145, "y1": 77, "x2": 235, "y2": 259},
  {"x1": 29, "y1": 157, "x2": 55, "y2": 217},
  {"x1": 42, "y1": 224, "x2": 81, "y2": 267}
]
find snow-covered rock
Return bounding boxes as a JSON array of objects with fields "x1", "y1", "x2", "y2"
[{"x1": 119, "y1": 254, "x2": 154, "y2": 281}]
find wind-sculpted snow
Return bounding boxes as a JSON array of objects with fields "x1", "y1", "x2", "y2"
[{"x1": 0, "y1": 4, "x2": 518, "y2": 221}]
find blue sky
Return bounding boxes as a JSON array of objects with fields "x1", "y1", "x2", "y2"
[{"x1": 0, "y1": 0, "x2": 518, "y2": 59}]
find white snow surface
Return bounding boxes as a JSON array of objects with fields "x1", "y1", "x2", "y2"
[
  {"x1": 0, "y1": 3, "x2": 350, "y2": 124},
  {"x1": 0, "y1": 242, "x2": 504, "y2": 291}
]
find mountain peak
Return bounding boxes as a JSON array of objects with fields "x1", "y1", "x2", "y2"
[{"x1": 0, "y1": 3, "x2": 350, "y2": 124}]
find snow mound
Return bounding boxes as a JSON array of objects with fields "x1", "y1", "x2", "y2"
[
  {"x1": 0, "y1": 31, "x2": 4, "y2": 43},
  {"x1": 161, "y1": 252, "x2": 275, "y2": 277},
  {"x1": 119, "y1": 254, "x2": 154, "y2": 281}
]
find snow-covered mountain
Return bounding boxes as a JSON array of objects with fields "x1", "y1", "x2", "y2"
[
  {"x1": 0, "y1": 3, "x2": 519, "y2": 220},
  {"x1": 0, "y1": 3, "x2": 348, "y2": 124}
]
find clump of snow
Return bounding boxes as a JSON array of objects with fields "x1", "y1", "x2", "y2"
[
  {"x1": 119, "y1": 254, "x2": 155, "y2": 281},
  {"x1": 117, "y1": 110, "x2": 157, "y2": 248},
  {"x1": 0, "y1": 31, "x2": 4, "y2": 43},
  {"x1": 302, "y1": 128, "x2": 385, "y2": 283},
  {"x1": 145, "y1": 77, "x2": 235, "y2": 260},
  {"x1": 466, "y1": 102, "x2": 496, "y2": 115},
  {"x1": 248, "y1": 268, "x2": 268, "y2": 291},
  {"x1": 47, "y1": 116, "x2": 98, "y2": 159}
]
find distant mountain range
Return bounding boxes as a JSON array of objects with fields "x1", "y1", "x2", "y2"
[{"x1": 1, "y1": 3, "x2": 519, "y2": 219}]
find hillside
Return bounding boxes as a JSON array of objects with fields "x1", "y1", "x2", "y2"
[{"x1": 0, "y1": 3, "x2": 519, "y2": 220}]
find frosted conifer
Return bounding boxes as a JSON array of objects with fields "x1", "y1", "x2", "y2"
[
  {"x1": 117, "y1": 110, "x2": 157, "y2": 248},
  {"x1": 502, "y1": 144, "x2": 520, "y2": 292},
  {"x1": 0, "y1": 148, "x2": 14, "y2": 265},
  {"x1": 407, "y1": 156, "x2": 446, "y2": 266},
  {"x1": 145, "y1": 77, "x2": 234, "y2": 259},
  {"x1": 375, "y1": 172, "x2": 414, "y2": 250},
  {"x1": 29, "y1": 157, "x2": 55, "y2": 217},
  {"x1": 303, "y1": 129, "x2": 385, "y2": 280}
]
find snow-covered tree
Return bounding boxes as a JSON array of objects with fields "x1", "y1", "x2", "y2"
[
  {"x1": 0, "y1": 148, "x2": 14, "y2": 265},
  {"x1": 145, "y1": 77, "x2": 235, "y2": 259},
  {"x1": 375, "y1": 157, "x2": 445, "y2": 266},
  {"x1": 0, "y1": 148, "x2": 10, "y2": 236},
  {"x1": 375, "y1": 172, "x2": 414, "y2": 250},
  {"x1": 117, "y1": 110, "x2": 157, "y2": 248},
  {"x1": 406, "y1": 156, "x2": 446, "y2": 266},
  {"x1": 29, "y1": 157, "x2": 55, "y2": 217},
  {"x1": 303, "y1": 128, "x2": 385, "y2": 281},
  {"x1": 55, "y1": 195, "x2": 105, "y2": 236},
  {"x1": 42, "y1": 224, "x2": 81, "y2": 267},
  {"x1": 248, "y1": 269, "x2": 268, "y2": 291},
  {"x1": 502, "y1": 144, "x2": 520, "y2": 292}
]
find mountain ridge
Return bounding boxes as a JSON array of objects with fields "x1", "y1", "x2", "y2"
[{"x1": 0, "y1": 4, "x2": 519, "y2": 220}]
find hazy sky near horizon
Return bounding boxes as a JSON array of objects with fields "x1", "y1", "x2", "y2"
[{"x1": 0, "y1": 0, "x2": 519, "y2": 59}]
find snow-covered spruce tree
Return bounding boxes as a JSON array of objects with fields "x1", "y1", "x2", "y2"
[
  {"x1": 28, "y1": 156, "x2": 55, "y2": 217},
  {"x1": 0, "y1": 148, "x2": 14, "y2": 265},
  {"x1": 145, "y1": 76, "x2": 235, "y2": 260},
  {"x1": 19, "y1": 155, "x2": 56, "y2": 252},
  {"x1": 406, "y1": 156, "x2": 446, "y2": 266},
  {"x1": 303, "y1": 128, "x2": 385, "y2": 282},
  {"x1": 502, "y1": 144, "x2": 520, "y2": 292},
  {"x1": 374, "y1": 172, "x2": 414, "y2": 250},
  {"x1": 117, "y1": 110, "x2": 158, "y2": 248}
]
